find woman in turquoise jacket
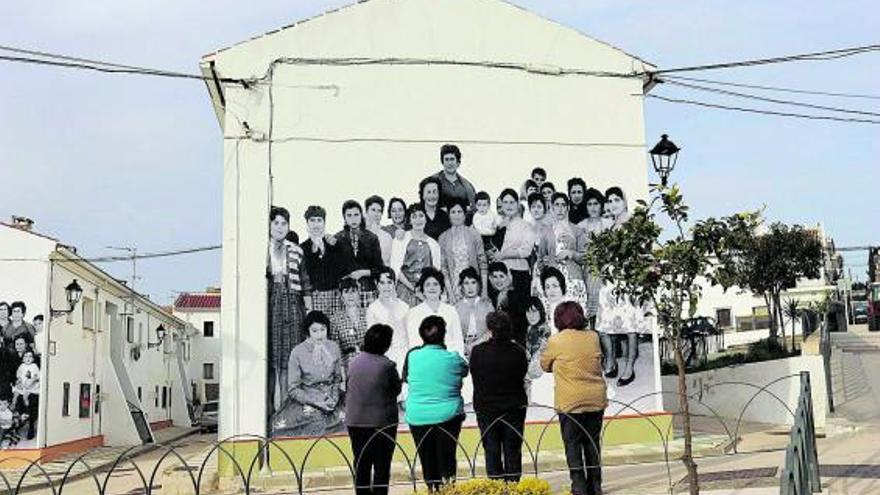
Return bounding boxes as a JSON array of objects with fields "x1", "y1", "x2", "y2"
[{"x1": 403, "y1": 315, "x2": 468, "y2": 492}]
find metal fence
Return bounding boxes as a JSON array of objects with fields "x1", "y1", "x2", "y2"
[
  {"x1": 0, "y1": 374, "x2": 821, "y2": 495},
  {"x1": 779, "y1": 371, "x2": 821, "y2": 495}
]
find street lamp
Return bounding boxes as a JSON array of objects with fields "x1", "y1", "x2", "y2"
[
  {"x1": 148, "y1": 324, "x2": 168, "y2": 349},
  {"x1": 51, "y1": 279, "x2": 84, "y2": 318},
  {"x1": 649, "y1": 134, "x2": 681, "y2": 186}
]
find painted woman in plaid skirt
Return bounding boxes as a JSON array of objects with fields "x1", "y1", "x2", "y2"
[
  {"x1": 267, "y1": 206, "x2": 306, "y2": 417},
  {"x1": 301, "y1": 205, "x2": 345, "y2": 319}
]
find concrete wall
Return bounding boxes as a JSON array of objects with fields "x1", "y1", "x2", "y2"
[
  {"x1": 208, "y1": 0, "x2": 657, "y2": 439},
  {"x1": 661, "y1": 355, "x2": 827, "y2": 429}
]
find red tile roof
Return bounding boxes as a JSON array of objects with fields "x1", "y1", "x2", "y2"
[{"x1": 174, "y1": 293, "x2": 221, "y2": 310}]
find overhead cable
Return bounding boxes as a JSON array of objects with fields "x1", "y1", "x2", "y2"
[{"x1": 647, "y1": 94, "x2": 880, "y2": 124}]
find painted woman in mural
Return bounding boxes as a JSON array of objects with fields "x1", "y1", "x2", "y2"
[
  {"x1": 267, "y1": 206, "x2": 307, "y2": 417},
  {"x1": 438, "y1": 199, "x2": 487, "y2": 304},
  {"x1": 577, "y1": 188, "x2": 611, "y2": 324},
  {"x1": 301, "y1": 205, "x2": 344, "y2": 317},
  {"x1": 273, "y1": 310, "x2": 344, "y2": 437},
  {"x1": 389, "y1": 204, "x2": 441, "y2": 307},
  {"x1": 595, "y1": 187, "x2": 653, "y2": 387},
  {"x1": 335, "y1": 200, "x2": 384, "y2": 308},
  {"x1": 331, "y1": 277, "x2": 369, "y2": 371},
  {"x1": 366, "y1": 267, "x2": 410, "y2": 373}
]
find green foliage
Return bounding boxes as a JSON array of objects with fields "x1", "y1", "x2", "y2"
[
  {"x1": 660, "y1": 338, "x2": 799, "y2": 375},
  {"x1": 413, "y1": 478, "x2": 552, "y2": 495}
]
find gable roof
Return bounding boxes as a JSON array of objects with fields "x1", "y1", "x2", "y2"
[
  {"x1": 174, "y1": 293, "x2": 222, "y2": 311},
  {"x1": 204, "y1": 0, "x2": 652, "y2": 67}
]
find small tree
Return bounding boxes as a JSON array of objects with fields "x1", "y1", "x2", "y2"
[
  {"x1": 586, "y1": 183, "x2": 759, "y2": 495},
  {"x1": 717, "y1": 223, "x2": 824, "y2": 348},
  {"x1": 783, "y1": 298, "x2": 802, "y2": 350}
]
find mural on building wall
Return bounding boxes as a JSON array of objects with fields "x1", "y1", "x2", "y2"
[
  {"x1": 266, "y1": 144, "x2": 660, "y2": 438},
  {"x1": 0, "y1": 301, "x2": 42, "y2": 449}
]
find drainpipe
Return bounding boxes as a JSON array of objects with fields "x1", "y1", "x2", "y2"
[
  {"x1": 38, "y1": 259, "x2": 56, "y2": 449},
  {"x1": 90, "y1": 286, "x2": 99, "y2": 438}
]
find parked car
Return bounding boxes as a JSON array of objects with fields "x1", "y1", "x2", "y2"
[
  {"x1": 199, "y1": 400, "x2": 218, "y2": 433},
  {"x1": 852, "y1": 301, "x2": 869, "y2": 325}
]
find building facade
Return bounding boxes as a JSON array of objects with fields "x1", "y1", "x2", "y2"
[
  {"x1": 172, "y1": 290, "x2": 221, "y2": 404},
  {"x1": 0, "y1": 220, "x2": 193, "y2": 463},
  {"x1": 202, "y1": 0, "x2": 662, "y2": 439}
]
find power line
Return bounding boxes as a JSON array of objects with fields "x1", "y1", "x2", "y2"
[
  {"x1": 647, "y1": 94, "x2": 880, "y2": 124},
  {"x1": 256, "y1": 135, "x2": 646, "y2": 148},
  {"x1": 662, "y1": 75, "x2": 880, "y2": 100},
  {"x1": 662, "y1": 79, "x2": 880, "y2": 117},
  {"x1": 0, "y1": 54, "x2": 231, "y2": 83},
  {"x1": 0, "y1": 245, "x2": 221, "y2": 263},
  {"x1": 652, "y1": 43, "x2": 880, "y2": 75}
]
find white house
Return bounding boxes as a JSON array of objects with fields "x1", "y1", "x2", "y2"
[
  {"x1": 201, "y1": 0, "x2": 661, "y2": 439},
  {"x1": 172, "y1": 289, "x2": 221, "y2": 404},
  {"x1": 0, "y1": 219, "x2": 193, "y2": 464}
]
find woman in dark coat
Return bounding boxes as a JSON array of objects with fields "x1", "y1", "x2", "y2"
[{"x1": 345, "y1": 324, "x2": 401, "y2": 495}]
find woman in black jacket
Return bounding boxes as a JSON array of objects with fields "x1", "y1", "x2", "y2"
[{"x1": 468, "y1": 311, "x2": 528, "y2": 482}]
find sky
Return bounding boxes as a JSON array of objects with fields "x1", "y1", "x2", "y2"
[{"x1": 1, "y1": 0, "x2": 878, "y2": 302}]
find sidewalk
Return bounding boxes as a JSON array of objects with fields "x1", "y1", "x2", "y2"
[{"x1": 0, "y1": 425, "x2": 199, "y2": 492}]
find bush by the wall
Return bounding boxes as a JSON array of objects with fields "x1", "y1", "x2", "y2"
[
  {"x1": 661, "y1": 337, "x2": 799, "y2": 375},
  {"x1": 414, "y1": 478, "x2": 552, "y2": 495}
]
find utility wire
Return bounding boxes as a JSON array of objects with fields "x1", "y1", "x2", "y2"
[
  {"x1": 662, "y1": 79, "x2": 880, "y2": 117},
  {"x1": 0, "y1": 245, "x2": 221, "y2": 263},
  {"x1": 651, "y1": 43, "x2": 880, "y2": 75},
  {"x1": 647, "y1": 94, "x2": 880, "y2": 124},
  {"x1": 662, "y1": 75, "x2": 880, "y2": 100},
  {"x1": 0, "y1": 54, "x2": 236, "y2": 83}
]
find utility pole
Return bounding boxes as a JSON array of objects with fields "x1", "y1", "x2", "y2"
[{"x1": 107, "y1": 246, "x2": 139, "y2": 328}]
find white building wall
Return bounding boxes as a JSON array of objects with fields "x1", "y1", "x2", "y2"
[
  {"x1": 172, "y1": 309, "x2": 222, "y2": 403},
  {"x1": 206, "y1": 0, "x2": 657, "y2": 438}
]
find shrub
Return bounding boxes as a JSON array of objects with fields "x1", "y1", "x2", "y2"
[
  {"x1": 413, "y1": 478, "x2": 551, "y2": 495},
  {"x1": 661, "y1": 337, "x2": 799, "y2": 375}
]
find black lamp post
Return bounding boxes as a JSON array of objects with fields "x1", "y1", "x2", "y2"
[
  {"x1": 148, "y1": 324, "x2": 168, "y2": 349},
  {"x1": 649, "y1": 134, "x2": 681, "y2": 186},
  {"x1": 51, "y1": 279, "x2": 84, "y2": 318}
]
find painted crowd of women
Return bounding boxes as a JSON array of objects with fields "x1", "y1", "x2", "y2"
[
  {"x1": 0, "y1": 301, "x2": 42, "y2": 448},
  {"x1": 266, "y1": 144, "x2": 653, "y2": 441}
]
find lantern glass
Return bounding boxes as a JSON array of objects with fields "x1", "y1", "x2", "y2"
[
  {"x1": 156, "y1": 324, "x2": 167, "y2": 342},
  {"x1": 65, "y1": 279, "x2": 83, "y2": 308},
  {"x1": 649, "y1": 134, "x2": 680, "y2": 185}
]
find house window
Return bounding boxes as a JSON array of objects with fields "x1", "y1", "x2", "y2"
[
  {"x1": 79, "y1": 383, "x2": 91, "y2": 418},
  {"x1": 205, "y1": 383, "x2": 220, "y2": 402},
  {"x1": 82, "y1": 297, "x2": 95, "y2": 329},
  {"x1": 137, "y1": 386, "x2": 142, "y2": 402},
  {"x1": 138, "y1": 322, "x2": 144, "y2": 345},
  {"x1": 95, "y1": 384, "x2": 101, "y2": 415},
  {"x1": 203, "y1": 363, "x2": 215, "y2": 380},
  {"x1": 62, "y1": 382, "x2": 70, "y2": 416},
  {"x1": 203, "y1": 321, "x2": 214, "y2": 338},
  {"x1": 154, "y1": 386, "x2": 159, "y2": 408},
  {"x1": 161, "y1": 387, "x2": 168, "y2": 409},
  {"x1": 126, "y1": 317, "x2": 134, "y2": 343},
  {"x1": 715, "y1": 308, "x2": 732, "y2": 329}
]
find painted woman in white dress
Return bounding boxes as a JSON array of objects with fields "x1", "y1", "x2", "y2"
[
  {"x1": 405, "y1": 267, "x2": 464, "y2": 357},
  {"x1": 389, "y1": 204, "x2": 442, "y2": 307},
  {"x1": 366, "y1": 266, "x2": 411, "y2": 374},
  {"x1": 595, "y1": 187, "x2": 653, "y2": 387},
  {"x1": 577, "y1": 188, "x2": 613, "y2": 323}
]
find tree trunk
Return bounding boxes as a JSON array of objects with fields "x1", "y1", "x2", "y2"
[
  {"x1": 674, "y1": 335, "x2": 700, "y2": 494},
  {"x1": 773, "y1": 291, "x2": 787, "y2": 352},
  {"x1": 763, "y1": 293, "x2": 777, "y2": 341}
]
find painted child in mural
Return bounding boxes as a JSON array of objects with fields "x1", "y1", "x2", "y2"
[
  {"x1": 438, "y1": 199, "x2": 487, "y2": 304},
  {"x1": 389, "y1": 203, "x2": 441, "y2": 307},
  {"x1": 12, "y1": 349, "x2": 39, "y2": 440},
  {"x1": 273, "y1": 310, "x2": 344, "y2": 437},
  {"x1": 335, "y1": 200, "x2": 384, "y2": 308},
  {"x1": 267, "y1": 206, "x2": 307, "y2": 417},
  {"x1": 523, "y1": 296, "x2": 551, "y2": 395},
  {"x1": 595, "y1": 187, "x2": 653, "y2": 387}
]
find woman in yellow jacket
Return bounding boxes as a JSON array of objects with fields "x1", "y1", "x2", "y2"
[{"x1": 541, "y1": 301, "x2": 607, "y2": 495}]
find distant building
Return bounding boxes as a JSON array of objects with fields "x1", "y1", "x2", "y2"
[
  {"x1": 869, "y1": 247, "x2": 880, "y2": 284},
  {"x1": 694, "y1": 223, "x2": 842, "y2": 342},
  {"x1": 172, "y1": 289, "x2": 221, "y2": 404},
  {"x1": 0, "y1": 219, "x2": 193, "y2": 464}
]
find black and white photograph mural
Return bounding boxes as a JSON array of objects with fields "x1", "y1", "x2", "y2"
[
  {"x1": 0, "y1": 301, "x2": 42, "y2": 448},
  {"x1": 266, "y1": 144, "x2": 660, "y2": 438}
]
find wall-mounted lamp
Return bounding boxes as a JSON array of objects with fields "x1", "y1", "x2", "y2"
[
  {"x1": 147, "y1": 324, "x2": 168, "y2": 350},
  {"x1": 50, "y1": 279, "x2": 83, "y2": 318}
]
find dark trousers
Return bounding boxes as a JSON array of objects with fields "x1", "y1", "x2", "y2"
[
  {"x1": 476, "y1": 409, "x2": 526, "y2": 482},
  {"x1": 409, "y1": 415, "x2": 464, "y2": 491},
  {"x1": 559, "y1": 410, "x2": 604, "y2": 495},
  {"x1": 509, "y1": 269, "x2": 531, "y2": 341},
  {"x1": 348, "y1": 426, "x2": 397, "y2": 495}
]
